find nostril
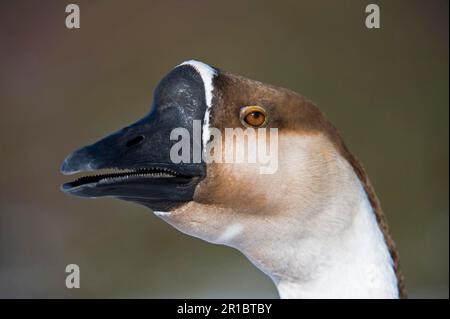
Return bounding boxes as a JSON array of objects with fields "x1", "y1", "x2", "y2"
[{"x1": 126, "y1": 135, "x2": 145, "y2": 147}]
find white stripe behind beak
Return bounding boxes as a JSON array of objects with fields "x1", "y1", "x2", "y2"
[{"x1": 177, "y1": 60, "x2": 217, "y2": 149}]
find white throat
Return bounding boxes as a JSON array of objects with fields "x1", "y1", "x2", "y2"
[{"x1": 273, "y1": 187, "x2": 399, "y2": 299}]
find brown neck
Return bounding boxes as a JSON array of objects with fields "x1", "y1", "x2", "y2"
[
  {"x1": 211, "y1": 70, "x2": 405, "y2": 297},
  {"x1": 342, "y1": 146, "x2": 406, "y2": 298}
]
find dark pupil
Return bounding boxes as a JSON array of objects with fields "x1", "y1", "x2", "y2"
[{"x1": 251, "y1": 112, "x2": 260, "y2": 118}]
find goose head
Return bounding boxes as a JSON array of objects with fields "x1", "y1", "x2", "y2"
[{"x1": 61, "y1": 60, "x2": 403, "y2": 298}]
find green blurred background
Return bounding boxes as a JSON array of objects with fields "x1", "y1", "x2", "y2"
[{"x1": 0, "y1": 0, "x2": 448, "y2": 298}]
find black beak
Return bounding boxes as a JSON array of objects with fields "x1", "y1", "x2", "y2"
[{"x1": 60, "y1": 64, "x2": 209, "y2": 211}]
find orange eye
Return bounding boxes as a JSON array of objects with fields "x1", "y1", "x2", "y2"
[{"x1": 240, "y1": 106, "x2": 268, "y2": 128}]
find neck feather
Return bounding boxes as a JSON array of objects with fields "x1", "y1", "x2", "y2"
[{"x1": 273, "y1": 186, "x2": 399, "y2": 299}]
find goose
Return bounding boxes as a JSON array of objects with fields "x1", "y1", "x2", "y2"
[{"x1": 61, "y1": 60, "x2": 405, "y2": 299}]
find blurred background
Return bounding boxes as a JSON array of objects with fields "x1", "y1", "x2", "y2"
[{"x1": 0, "y1": 0, "x2": 448, "y2": 298}]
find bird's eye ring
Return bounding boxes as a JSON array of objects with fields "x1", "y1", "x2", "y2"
[{"x1": 239, "y1": 106, "x2": 268, "y2": 128}]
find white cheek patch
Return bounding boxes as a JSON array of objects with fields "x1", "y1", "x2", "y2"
[{"x1": 177, "y1": 60, "x2": 217, "y2": 149}]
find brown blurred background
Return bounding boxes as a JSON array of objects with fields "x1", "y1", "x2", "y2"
[{"x1": 0, "y1": 0, "x2": 448, "y2": 298}]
